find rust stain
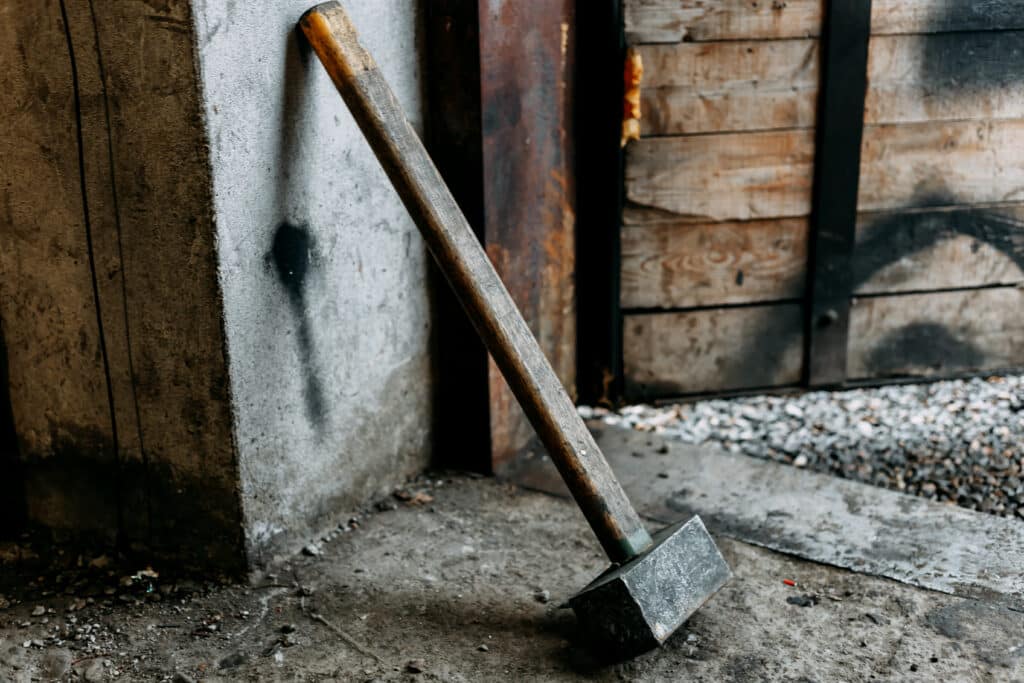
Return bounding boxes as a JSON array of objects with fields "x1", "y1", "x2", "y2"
[{"x1": 622, "y1": 47, "x2": 643, "y2": 147}]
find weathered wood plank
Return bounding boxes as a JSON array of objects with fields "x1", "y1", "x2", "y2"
[
  {"x1": 859, "y1": 119, "x2": 1024, "y2": 213},
  {"x1": 624, "y1": 0, "x2": 823, "y2": 44},
  {"x1": 621, "y1": 219, "x2": 808, "y2": 309},
  {"x1": 638, "y1": 40, "x2": 819, "y2": 136},
  {"x1": 854, "y1": 205, "x2": 1024, "y2": 294},
  {"x1": 623, "y1": 305, "x2": 804, "y2": 398},
  {"x1": 865, "y1": 32, "x2": 1024, "y2": 125},
  {"x1": 640, "y1": 32, "x2": 1024, "y2": 136},
  {"x1": 848, "y1": 288, "x2": 1024, "y2": 379},
  {"x1": 871, "y1": 0, "x2": 1024, "y2": 36},
  {"x1": 0, "y1": 0, "x2": 119, "y2": 530},
  {"x1": 628, "y1": 120, "x2": 1024, "y2": 223},
  {"x1": 626, "y1": 129, "x2": 816, "y2": 222},
  {"x1": 624, "y1": 0, "x2": 1024, "y2": 44}
]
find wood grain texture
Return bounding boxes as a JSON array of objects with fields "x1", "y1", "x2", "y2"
[
  {"x1": 621, "y1": 219, "x2": 808, "y2": 309},
  {"x1": 623, "y1": 305, "x2": 805, "y2": 398},
  {"x1": 638, "y1": 40, "x2": 819, "y2": 136},
  {"x1": 626, "y1": 129, "x2": 816, "y2": 222},
  {"x1": 854, "y1": 205, "x2": 1024, "y2": 294},
  {"x1": 624, "y1": 0, "x2": 823, "y2": 44},
  {"x1": 859, "y1": 120, "x2": 1024, "y2": 213},
  {"x1": 0, "y1": 0, "x2": 119, "y2": 531},
  {"x1": 302, "y1": 2, "x2": 652, "y2": 562},
  {"x1": 627, "y1": 119, "x2": 1024, "y2": 223},
  {"x1": 871, "y1": 0, "x2": 1024, "y2": 35},
  {"x1": 639, "y1": 31, "x2": 1024, "y2": 136},
  {"x1": 865, "y1": 32, "x2": 1024, "y2": 126},
  {"x1": 624, "y1": 0, "x2": 1024, "y2": 44},
  {"x1": 848, "y1": 288, "x2": 1024, "y2": 379}
]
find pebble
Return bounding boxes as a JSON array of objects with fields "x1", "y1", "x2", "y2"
[
  {"x1": 406, "y1": 659, "x2": 426, "y2": 673},
  {"x1": 584, "y1": 374, "x2": 1024, "y2": 518},
  {"x1": 31, "y1": 605, "x2": 45, "y2": 617},
  {"x1": 534, "y1": 590, "x2": 550, "y2": 604}
]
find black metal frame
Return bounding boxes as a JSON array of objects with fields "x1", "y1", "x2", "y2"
[
  {"x1": 804, "y1": 0, "x2": 874, "y2": 387},
  {"x1": 576, "y1": 0, "x2": 627, "y2": 406}
]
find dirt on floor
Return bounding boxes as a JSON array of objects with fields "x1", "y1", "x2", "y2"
[{"x1": 1, "y1": 474, "x2": 1023, "y2": 682}]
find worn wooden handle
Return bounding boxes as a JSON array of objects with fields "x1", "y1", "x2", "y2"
[{"x1": 300, "y1": 2, "x2": 652, "y2": 562}]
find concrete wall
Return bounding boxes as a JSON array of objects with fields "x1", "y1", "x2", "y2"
[
  {"x1": 0, "y1": 0, "x2": 435, "y2": 569},
  {"x1": 190, "y1": 0, "x2": 435, "y2": 564}
]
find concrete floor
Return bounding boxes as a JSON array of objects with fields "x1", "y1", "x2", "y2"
[{"x1": 2, "y1": 467, "x2": 1023, "y2": 681}]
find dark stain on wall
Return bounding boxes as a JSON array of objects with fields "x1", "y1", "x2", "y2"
[
  {"x1": 854, "y1": 193, "x2": 1024, "y2": 285},
  {"x1": 922, "y1": 1, "x2": 1024, "y2": 34},
  {"x1": 922, "y1": 30, "x2": 1024, "y2": 99},
  {"x1": 270, "y1": 221, "x2": 326, "y2": 427},
  {"x1": 863, "y1": 323, "x2": 987, "y2": 378}
]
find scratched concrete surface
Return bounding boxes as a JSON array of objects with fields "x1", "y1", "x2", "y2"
[
  {"x1": 1, "y1": 473, "x2": 1022, "y2": 681},
  {"x1": 515, "y1": 422, "x2": 1024, "y2": 611}
]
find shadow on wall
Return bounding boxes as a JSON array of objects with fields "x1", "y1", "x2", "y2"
[
  {"x1": 265, "y1": 26, "x2": 327, "y2": 432},
  {"x1": 0, "y1": 320, "x2": 26, "y2": 537}
]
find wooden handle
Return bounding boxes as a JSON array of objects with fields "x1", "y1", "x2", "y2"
[{"x1": 300, "y1": 2, "x2": 652, "y2": 562}]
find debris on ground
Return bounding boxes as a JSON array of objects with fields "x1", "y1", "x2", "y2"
[{"x1": 582, "y1": 374, "x2": 1024, "y2": 518}]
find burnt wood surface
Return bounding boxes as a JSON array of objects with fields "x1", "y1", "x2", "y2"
[{"x1": 301, "y1": 2, "x2": 652, "y2": 562}]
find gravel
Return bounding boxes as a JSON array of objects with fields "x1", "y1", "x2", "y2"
[{"x1": 581, "y1": 374, "x2": 1024, "y2": 520}]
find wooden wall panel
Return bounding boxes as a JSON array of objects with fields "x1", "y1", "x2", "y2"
[
  {"x1": 865, "y1": 32, "x2": 1024, "y2": 125},
  {"x1": 623, "y1": 305, "x2": 804, "y2": 398},
  {"x1": 625, "y1": 0, "x2": 1024, "y2": 44},
  {"x1": 858, "y1": 120, "x2": 1024, "y2": 214},
  {"x1": 621, "y1": 219, "x2": 808, "y2": 309},
  {"x1": 638, "y1": 40, "x2": 819, "y2": 136},
  {"x1": 640, "y1": 31, "x2": 1024, "y2": 137},
  {"x1": 848, "y1": 288, "x2": 1024, "y2": 379},
  {"x1": 626, "y1": 129, "x2": 816, "y2": 222},
  {"x1": 0, "y1": 0, "x2": 120, "y2": 531}
]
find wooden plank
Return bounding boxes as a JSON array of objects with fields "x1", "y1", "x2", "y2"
[
  {"x1": 871, "y1": 0, "x2": 1024, "y2": 36},
  {"x1": 623, "y1": 305, "x2": 804, "y2": 398},
  {"x1": 638, "y1": 40, "x2": 819, "y2": 136},
  {"x1": 624, "y1": 0, "x2": 823, "y2": 44},
  {"x1": 854, "y1": 205, "x2": 1024, "y2": 294},
  {"x1": 0, "y1": 0, "x2": 119, "y2": 530},
  {"x1": 478, "y1": 0, "x2": 577, "y2": 469},
  {"x1": 638, "y1": 31, "x2": 1024, "y2": 136},
  {"x1": 848, "y1": 288, "x2": 1024, "y2": 379},
  {"x1": 859, "y1": 120, "x2": 1024, "y2": 213},
  {"x1": 621, "y1": 219, "x2": 808, "y2": 309},
  {"x1": 625, "y1": 129, "x2": 815, "y2": 222},
  {"x1": 804, "y1": 0, "x2": 872, "y2": 387},
  {"x1": 624, "y1": 0, "x2": 1024, "y2": 44},
  {"x1": 865, "y1": 32, "x2": 1024, "y2": 126},
  {"x1": 87, "y1": 2, "x2": 244, "y2": 566}
]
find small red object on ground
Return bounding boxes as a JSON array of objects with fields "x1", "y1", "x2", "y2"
[{"x1": 783, "y1": 579, "x2": 796, "y2": 587}]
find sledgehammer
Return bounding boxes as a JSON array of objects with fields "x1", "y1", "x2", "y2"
[{"x1": 300, "y1": 2, "x2": 731, "y2": 657}]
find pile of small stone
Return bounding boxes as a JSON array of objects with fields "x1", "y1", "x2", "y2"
[{"x1": 582, "y1": 375, "x2": 1024, "y2": 519}]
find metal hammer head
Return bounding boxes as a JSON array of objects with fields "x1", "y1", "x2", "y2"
[{"x1": 569, "y1": 516, "x2": 730, "y2": 658}]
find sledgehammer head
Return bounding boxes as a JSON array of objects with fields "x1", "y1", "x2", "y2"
[{"x1": 569, "y1": 516, "x2": 730, "y2": 658}]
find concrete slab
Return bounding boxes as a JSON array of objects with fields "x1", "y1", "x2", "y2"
[
  {"x1": 1, "y1": 476, "x2": 1022, "y2": 681},
  {"x1": 511, "y1": 422, "x2": 1024, "y2": 610}
]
